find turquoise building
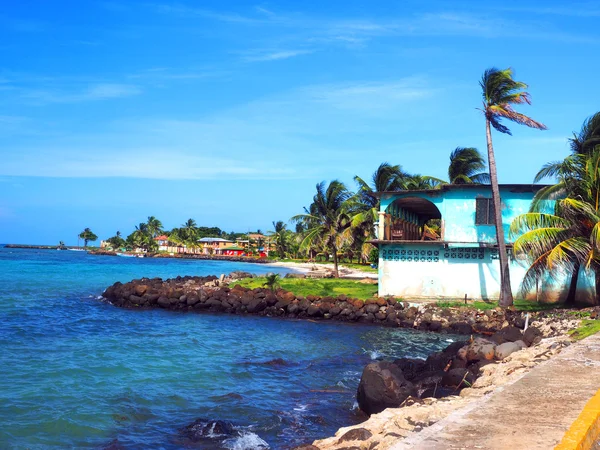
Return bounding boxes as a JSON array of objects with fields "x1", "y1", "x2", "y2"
[{"x1": 373, "y1": 184, "x2": 592, "y2": 302}]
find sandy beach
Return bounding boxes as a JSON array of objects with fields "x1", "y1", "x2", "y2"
[{"x1": 266, "y1": 261, "x2": 378, "y2": 279}]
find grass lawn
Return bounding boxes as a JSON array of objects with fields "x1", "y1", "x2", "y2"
[
  {"x1": 231, "y1": 277, "x2": 378, "y2": 300},
  {"x1": 569, "y1": 320, "x2": 600, "y2": 340},
  {"x1": 435, "y1": 299, "x2": 569, "y2": 312}
]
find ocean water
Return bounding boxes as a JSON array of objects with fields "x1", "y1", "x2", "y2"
[{"x1": 0, "y1": 248, "x2": 458, "y2": 449}]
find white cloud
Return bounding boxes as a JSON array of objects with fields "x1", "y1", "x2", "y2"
[
  {"x1": 23, "y1": 83, "x2": 142, "y2": 104},
  {"x1": 243, "y1": 49, "x2": 313, "y2": 62}
]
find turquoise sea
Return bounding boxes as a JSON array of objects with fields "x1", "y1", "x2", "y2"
[{"x1": 0, "y1": 247, "x2": 457, "y2": 449}]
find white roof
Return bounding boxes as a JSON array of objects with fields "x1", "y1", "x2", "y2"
[{"x1": 198, "y1": 237, "x2": 232, "y2": 243}]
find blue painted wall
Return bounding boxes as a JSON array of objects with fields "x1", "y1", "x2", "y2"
[{"x1": 380, "y1": 186, "x2": 545, "y2": 243}]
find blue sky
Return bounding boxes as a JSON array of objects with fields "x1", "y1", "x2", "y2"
[{"x1": 1, "y1": 0, "x2": 599, "y2": 244}]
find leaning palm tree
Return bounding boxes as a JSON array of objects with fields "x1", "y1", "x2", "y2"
[
  {"x1": 448, "y1": 147, "x2": 490, "y2": 184},
  {"x1": 480, "y1": 67, "x2": 547, "y2": 306},
  {"x1": 292, "y1": 180, "x2": 352, "y2": 277},
  {"x1": 78, "y1": 228, "x2": 98, "y2": 247}
]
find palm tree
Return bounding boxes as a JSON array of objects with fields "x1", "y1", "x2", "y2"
[
  {"x1": 511, "y1": 197, "x2": 600, "y2": 305},
  {"x1": 403, "y1": 174, "x2": 445, "y2": 190},
  {"x1": 146, "y1": 216, "x2": 163, "y2": 238},
  {"x1": 78, "y1": 228, "x2": 98, "y2": 247},
  {"x1": 448, "y1": 147, "x2": 490, "y2": 184},
  {"x1": 570, "y1": 111, "x2": 600, "y2": 155},
  {"x1": 181, "y1": 219, "x2": 198, "y2": 241},
  {"x1": 271, "y1": 221, "x2": 289, "y2": 258},
  {"x1": 292, "y1": 180, "x2": 352, "y2": 277},
  {"x1": 480, "y1": 67, "x2": 547, "y2": 307},
  {"x1": 263, "y1": 273, "x2": 281, "y2": 292}
]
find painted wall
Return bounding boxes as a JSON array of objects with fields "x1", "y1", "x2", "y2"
[
  {"x1": 378, "y1": 243, "x2": 596, "y2": 302},
  {"x1": 380, "y1": 186, "x2": 545, "y2": 243}
]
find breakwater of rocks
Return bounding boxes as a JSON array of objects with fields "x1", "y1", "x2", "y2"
[{"x1": 101, "y1": 274, "x2": 580, "y2": 337}]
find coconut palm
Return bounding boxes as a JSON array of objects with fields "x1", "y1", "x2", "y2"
[
  {"x1": 146, "y1": 216, "x2": 163, "y2": 238},
  {"x1": 292, "y1": 180, "x2": 352, "y2": 277},
  {"x1": 480, "y1": 67, "x2": 547, "y2": 307},
  {"x1": 271, "y1": 221, "x2": 289, "y2": 258},
  {"x1": 78, "y1": 228, "x2": 98, "y2": 247},
  {"x1": 403, "y1": 174, "x2": 445, "y2": 190},
  {"x1": 511, "y1": 197, "x2": 600, "y2": 305},
  {"x1": 448, "y1": 147, "x2": 490, "y2": 184},
  {"x1": 570, "y1": 111, "x2": 600, "y2": 155},
  {"x1": 181, "y1": 218, "x2": 198, "y2": 242}
]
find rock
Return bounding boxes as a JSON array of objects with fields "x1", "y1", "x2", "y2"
[
  {"x1": 337, "y1": 428, "x2": 373, "y2": 443},
  {"x1": 513, "y1": 340, "x2": 527, "y2": 350},
  {"x1": 180, "y1": 418, "x2": 236, "y2": 442},
  {"x1": 523, "y1": 326, "x2": 543, "y2": 346},
  {"x1": 356, "y1": 361, "x2": 416, "y2": 415},
  {"x1": 393, "y1": 358, "x2": 426, "y2": 381},
  {"x1": 465, "y1": 338, "x2": 496, "y2": 362},
  {"x1": 134, "y1": 284, "x2": 148, "y2": 296},
  {"x1": 451, "y1": 321, "x2": 473, "y2": 334},
  {"x1": 157, "y1": 296, "x2": 170, "y2": 308},
  {"x1": 307, "y1": 305, "x2": 322, "y2": 317},
  {"x1": 495, "y1": 342, "x2": 521, "y2": 360},
  {"x1": 441, "y1": 368, "x2": 474, "y2": 388},
  {"x1": 247, "y1": 298, "x2": 267, "y2": 313},
  {"x1": 229, "y1": 271, "x2": 253, "y2": 279},
  {"x1": 285, "y1": 272, "x2": 306, "y2": 279},
  {"x1": 499, "y1": 326, "x2": 524, "y2": 343},
  {"x1": 290, "y1": 446, "x2": 320, "y2": 450}
]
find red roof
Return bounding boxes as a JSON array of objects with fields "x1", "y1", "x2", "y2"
[{"x1": 154, "y1": 235, "x2": 169, "y2": 241}]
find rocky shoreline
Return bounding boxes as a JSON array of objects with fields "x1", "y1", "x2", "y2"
[
  {"x1": 101, "y1": 274, "x2": 577, "y2": 336},
  {"x1": 101, "y1": 273, "x2": 589, "y2": 449}
]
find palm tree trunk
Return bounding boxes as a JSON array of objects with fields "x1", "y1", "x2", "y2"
[
  {"x1": 565, "y1": 262, "x2": 580, "y2": 306},
  {"x1": 332, "y1": 245, "x2": 339, "y2": 278},
  {"x1": 486, "y1": 119, "x2": 514, "y2": 307},
  {"x1": 594, "y1": 269, "x2": 600, "y2": 305}
]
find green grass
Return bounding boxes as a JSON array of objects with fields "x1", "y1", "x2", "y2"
[
  {"x1": 569, "y1": 319, "x2": 600, "y2": 340},
  {"x1": 231, "y1": 277, "x2": 378, "y2": 300},
  {"x1": 435, "y1": 299, "x2": 567, "y2": 312}
]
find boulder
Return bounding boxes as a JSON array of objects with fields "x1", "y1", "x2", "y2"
[
  {"x1": 495, "y1": 342, "x2": 521, "y2": 360},
  {"x1": 451, "y1": 321, "x2": 473, "y2": 334},
  {"x1": 180, "y1": 418, "x2": 235, "y2": 442},
  {"x1": 523, "y1": 326, "x2": 543, "y2": 346},
  {"x1": 465, "y1": 338, "x2": 496, "y2": 362},
  {"x1": 307, "y1": 305, "x2": 322, "y2": 317},
  {"x1": 441, "y1": 368, "x2": 475, "y2": 388},
  {"x1": 157, "y1": 296, "x2": 170, "y2": 308},
  {"x1": 365, "y1": 304, "x2": 380, "y2": 314},
  {"x1": 247, "y1": 298, "x2": 267, "y2": 313},
  {"x1": 356, "y1": 361, "x2": 417, "y2": 415},
  {"x1": 337, "y1": 428, "x2": 373, "y2": 443}
]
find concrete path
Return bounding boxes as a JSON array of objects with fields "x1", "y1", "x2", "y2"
[{"x1": 393, "y1": 333, "x2": 600, "y2": 450}]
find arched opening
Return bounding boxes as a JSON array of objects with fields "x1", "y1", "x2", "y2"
[{"x1": 383, "y1": 197, "x2": 443, "y2": 241}]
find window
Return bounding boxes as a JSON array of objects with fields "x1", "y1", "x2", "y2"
[{"x1": 475, "y1": 198, "x2": 496, "y2": 225}]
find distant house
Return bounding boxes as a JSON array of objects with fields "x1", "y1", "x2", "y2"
[
  {"x1": 372, "y1": 184, "x2": 594, "y2": 303},
  {"x1": 198, "y1": 237, "x2": 234, "y2": 255},
  {"x1": 153, "y1": 235, "x2": 170, "y2": 252},
  {"x1": 237, "y1": 233, "x2": 272, "y2": 257},
  {"x1": 221, "y1": 246, "x2": 246, "y2": 256}
]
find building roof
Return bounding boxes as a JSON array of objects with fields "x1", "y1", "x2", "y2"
[
  {"x1": 376, "y1": 183, "x2": 551, "y2": 197},
  {"x1": 198, "y1": 237, "x2": 232, "y2": 243},
  {"x1": 154, "y1": 235, "x2": 169, "y2": 241}
]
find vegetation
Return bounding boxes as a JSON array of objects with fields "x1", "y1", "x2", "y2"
[
  {"x1": 263, "y1": 273, "x2": 281, "y2": 292},
  {"x1": 448, "y1": 147, "x2": 489, "y2": 184},
  {"x1": 78, "y1": 228, "x2": 98, "y2": 247},
  {"x1": 436, "y1": 299, "x2": 563, "y2": 312},
  {"x1": 480, "y1": 67, "x2": 547, "y2": 307},
  {"x1": 233, "y1": 277, "x2": 378, "y2": 300},
  {"x1": 293, "y1": 181, "x2": 353, "y2": 277},
  {"x1": 511, "y1": 111, "x2": 600, "y2": 305},
  {"x1": 569, "y1": 319, "x2": 600, "y2": 340}
]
